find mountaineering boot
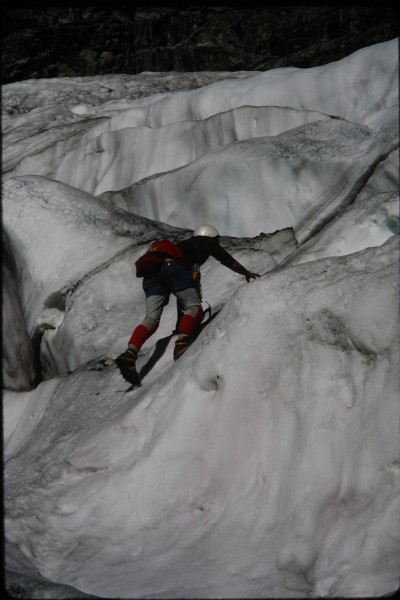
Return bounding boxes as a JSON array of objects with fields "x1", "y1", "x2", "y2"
[
  {"x1": 174, "y1": 335, "x2": 193, "y2": 361},
  {"x1": 115, "y1": 347, "x2": 141, "y2": 385}
]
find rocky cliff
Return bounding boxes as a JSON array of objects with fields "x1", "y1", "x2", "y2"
[{"x1": 2, "y1": 5, "x2": 398, "y2": 83}]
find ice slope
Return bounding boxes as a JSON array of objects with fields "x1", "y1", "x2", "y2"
[
  {"x1": 103, "y1": 117, "x2": 397, "y2": 240},
  {"x1": 1, "y1": 175, "x2": 185, "y2": 335},
  {"x1": 2, "y1": 38, "x2": 400, "y2": 599},
  {"x1": 4, "y1": 238, "x2": 399, "y2": 598},
  {"x1": 2, "y1": 174, "x2": 295, "y2": 385},
  {"x1": 2, "y1": 38, "x2": 397, "y2": 196},
  {"x1": 2, "y1": 71, "x2": 258, "y2": 185},
  {"x1": 53, "y1": 105, "x2": 334, "y2": 195}
]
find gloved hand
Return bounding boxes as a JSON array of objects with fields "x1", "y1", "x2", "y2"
[{"x1": 246, "y1": 271, "x2": 261, "y2": 282}]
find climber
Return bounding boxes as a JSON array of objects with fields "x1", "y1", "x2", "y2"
[{"x1": 115, "y1": 224, "x2": 260, "y2": 385}]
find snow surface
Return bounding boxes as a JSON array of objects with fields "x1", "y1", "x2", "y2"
[{"x1": 2, "y1": 38, "x2": 399, "y2": 598}]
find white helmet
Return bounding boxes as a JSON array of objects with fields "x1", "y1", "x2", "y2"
[{"x1": 193, "y1": 224, "x2": 220, "y2": 237}]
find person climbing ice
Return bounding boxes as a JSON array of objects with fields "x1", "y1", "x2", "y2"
[{"x1": 116, "y1": 224, "x2": 260, "y2": 385}]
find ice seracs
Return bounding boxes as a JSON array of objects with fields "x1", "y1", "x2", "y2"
[{"x1": 2, "y1": 38, "x2": 399, "y2": 599}]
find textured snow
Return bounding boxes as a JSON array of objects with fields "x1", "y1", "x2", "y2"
[
  {"x1": 101, "y1": 117, "x2": 397, "y2": 240},
  {"x1": 2, "y1": 39, "x2": 399, "y2": 599}
]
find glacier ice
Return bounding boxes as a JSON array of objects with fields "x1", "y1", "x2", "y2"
[{"x1": 2, "y1": 38, "x2": 399, "y2": 598}]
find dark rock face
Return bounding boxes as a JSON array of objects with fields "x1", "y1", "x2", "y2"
[{"x1": 1, "y1": 6, "x2": 399, "y2": 83}]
